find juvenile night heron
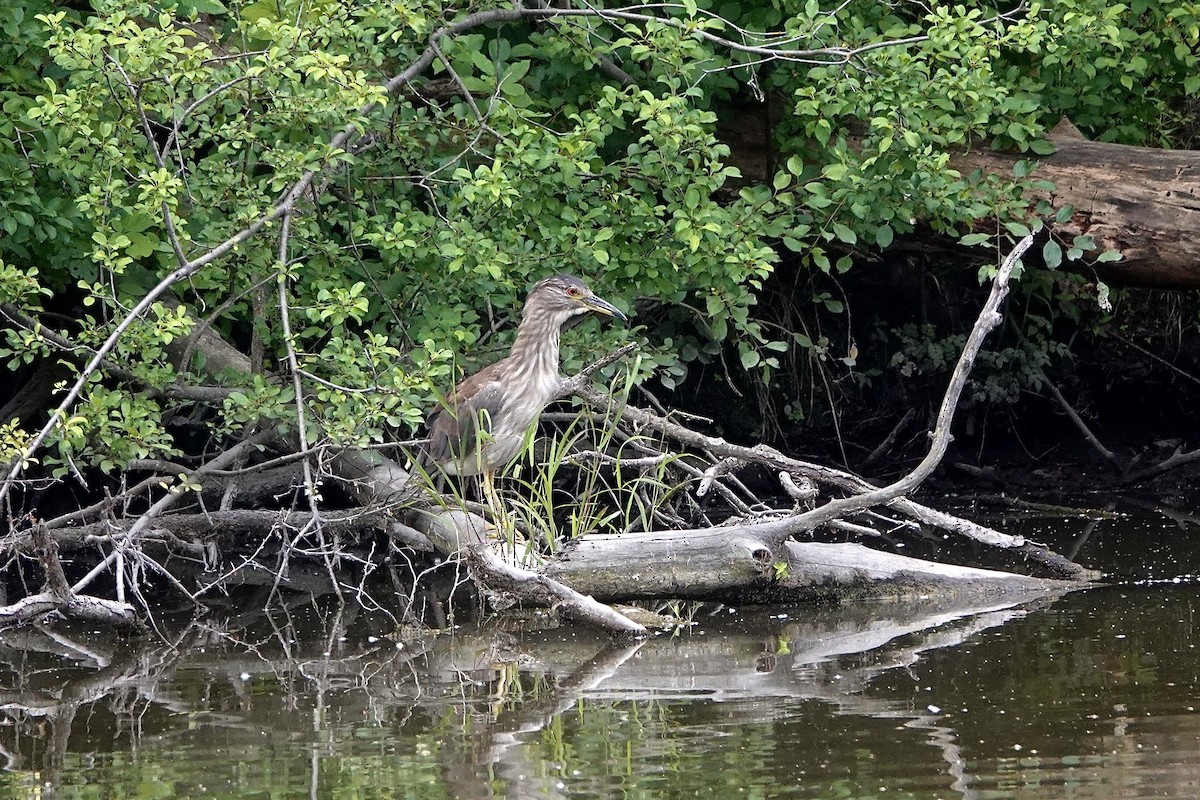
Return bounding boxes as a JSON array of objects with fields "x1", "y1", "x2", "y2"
[{"x1": 420, "y1": 274, "x2": 628, "y2": 508}]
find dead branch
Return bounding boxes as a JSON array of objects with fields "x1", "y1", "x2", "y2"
[
  {"x1": 1121, "y1": 445, "x2": 1200, "y2": 485},
  {"x1": 0, "y1": 525, "x2": 138, "y2": 630},
  {"x1": 1040, "y1": 373, "x2": 1124, "y2": 472},
  {"x1": 563, "y1": 237, "x2": 1093, "y2": 581},
  {"x1": 40, "y1": 508, "x2": 407, "y2": 547},
  {"x1": 407, "y1": 507, "x2": 646, "y2": 636}
]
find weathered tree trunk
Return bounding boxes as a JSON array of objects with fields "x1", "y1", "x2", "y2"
[
  {"x1": 956, "y1": 121, "x2": 1200, "y2": 289},
  {"x1": 546, "y1": 533, "x2": 1076, "y2": 604},
  {"x1": 720, "y1": 112, "x2": 1200, "y2": 288}
]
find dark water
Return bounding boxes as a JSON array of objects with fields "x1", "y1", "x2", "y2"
[{"x1": 2, "y1": 500, "x2": 1199, "y2": 799}]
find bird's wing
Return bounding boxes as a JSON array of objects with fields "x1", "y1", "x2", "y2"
[{"x1": 422, "y1": 361, "x2": 507, "y2": 469}]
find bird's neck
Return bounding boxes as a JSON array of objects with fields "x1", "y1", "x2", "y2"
[{"x1": 509, "y1": 312, "x2": 562, "y2": 377}]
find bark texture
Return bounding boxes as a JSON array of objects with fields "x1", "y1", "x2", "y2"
[
  {"x1": 957, "y1": 121, "x2": 1200, "y2": 289},
  {"x1": 720, "y1": 111, "x2": 1200, "y2": 288}
]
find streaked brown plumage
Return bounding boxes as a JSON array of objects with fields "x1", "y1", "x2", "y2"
[{"x1": 420, "y1": 274, "x2": 627, "y2": 494}]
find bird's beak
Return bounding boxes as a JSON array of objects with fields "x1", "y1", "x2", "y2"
[{"x1": 583, "y1": 293, "x2": 629, "y2": 323}]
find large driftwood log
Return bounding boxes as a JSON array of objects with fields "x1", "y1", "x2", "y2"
[
  {"x1": 954, "y1": 121, "x2": 1200, "y2": 289},
  {"x1": 720, "y1": 112, "x2": 1200, "y2": 288},
  {"x1": 547, "y1": 534, "x2": 1074, "y2": 603}
]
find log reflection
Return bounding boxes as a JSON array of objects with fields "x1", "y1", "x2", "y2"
[{"x1": 0, "y1": 588, "x2": 1072, "y2": 797}]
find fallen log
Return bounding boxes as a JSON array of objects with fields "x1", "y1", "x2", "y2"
[
  {"x1": 719, "y1": 111, "x2": 1200, "y2": 288},
  {"x1": 953, "y1": 120, "x2": 1200, "y2": 289},
  {"x1": 546, "y1": 534, "x2": 1076, "y2": 603}
]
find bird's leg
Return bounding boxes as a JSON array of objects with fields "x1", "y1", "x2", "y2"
[
  {"x1": 481, "y1": 468, "x2": 512, "y2": 552},
  {"x1": 482, "y1": 468, "x2": 502, "y2": 527},
  {"x1": 481, "y1": 468, "x2": 533, "y2": 566}
]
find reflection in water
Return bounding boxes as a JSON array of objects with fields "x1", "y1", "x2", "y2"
[{"x1": 0, "y1": 505, "x2": 1197, "y2": 799}]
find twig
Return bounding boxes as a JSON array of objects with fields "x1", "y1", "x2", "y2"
[
  {"x1": 1111, "y1": 333, "x2": 1200, "y2": 390},
  {"x1": 557, "y1": 342, "x2": 639, "y2": 398},
  {"x1": 862, "y1": 406, "x2": 917, "y2": 468},
  {"x1": 1121, "y1": 445, "x2": 1200, "y2": 485},
  {"x1": 696, "y1": 457, "x2": 741, "y2": 498},
  {"x1": 1040, "y1": 373, "x2": 1123, "y2": 471},
  {"x1": 779, "y1": 471, "x2": 818, "y2": 504}
]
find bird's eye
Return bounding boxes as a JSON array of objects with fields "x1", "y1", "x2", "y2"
[{"x1": 566, "y1": 286, "x2": 582, "y2": 298}]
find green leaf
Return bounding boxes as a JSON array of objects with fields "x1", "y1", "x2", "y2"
[
  {"x1": 739, "y1": 347, "x2": 760, "y2": 370},
  {"x1": 959, "y1": 232, "x2": 991, "y2": 246},
  {"x1": 874, "y1": 225, "x2": 893, "y2": 248},
  {"x1": 811, "y1": 250, "x2": 830, "y2": 272},
  {"x1": 1096, "y1": 249, "x2": 1124, "y2": 262},
  {"x1": 1004, "y1": 221, "x2": 1031, "y2": 238},
  {"x1": 178, "y1": 0, "x2": 228, "y2": 15},
  {"x1": 823, "y1": 163, "x2": 847, "y2": 181},
  {"x1": 125, "y1": 232, "x2": 158, "y2": 259},
  {"x1": 499, "y1": 60, "x2": 530, "y2": 90},
  {"x1": 813, "y1": 119, "x2": 832, "y2": 147},
  {"x1": 831, "y1": 222, "x2": 856, "y2": 245},
  {"x1": 1042, "y1": 239, "x2": 1062, "y2": 269},
  {"x1": 1029, "y1": 139, "x2": 1056, "y2": 155}
]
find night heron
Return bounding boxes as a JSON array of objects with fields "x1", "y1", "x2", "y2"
[{"x1": 420, "y1": 274, "x2": 628, "y2": 510}]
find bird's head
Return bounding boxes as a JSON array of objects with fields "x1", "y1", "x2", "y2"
[{"x1": 525, "y1": 274, "x2": 628, "y2": 326}]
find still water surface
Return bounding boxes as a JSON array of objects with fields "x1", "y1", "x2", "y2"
[{"x1": 2, "y1": 500, "x2": 1198, "y2": 799}]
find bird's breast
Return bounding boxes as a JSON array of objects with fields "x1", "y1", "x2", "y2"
[{"x1": 497, "y1": 377, "x2": 558, "y2": 435}]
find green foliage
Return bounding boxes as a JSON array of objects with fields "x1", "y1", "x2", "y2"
[
  {"x1": 0, "y1": 261, "x2": 50, "y2": 307},
  {"x1": 888, "y1": 317, "x2": 1070, "y2": 407},
  {"x1": 1, "y1": 0, "x2": 1194, "y2": 481},
  {"x1": 0, "y1": 419, "x2": 33, "y2": 465},
  {"x1": 45, "y1": 380, "x2": 181, "y2": 477}
]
